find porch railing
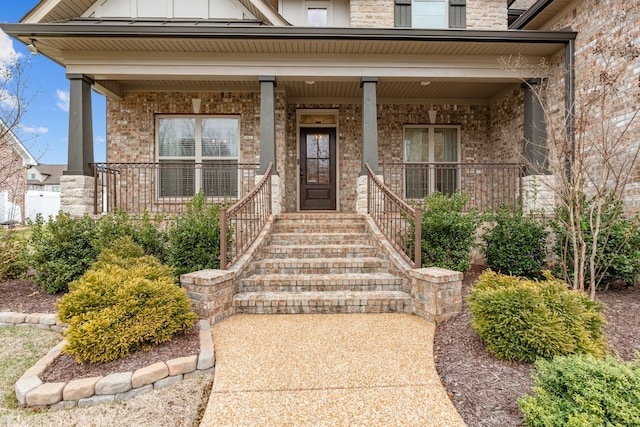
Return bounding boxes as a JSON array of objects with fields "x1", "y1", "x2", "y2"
[
  {"x1": 367, "y1": 164, "x2": 422, "y2": 268},
  {"x1": 220, "y1": 163, "x2": 272, "y2": 270},
  {"x1": 381, "y1": 161, "x2": 523, "y2": 212},
  {"x1": 92, "y1": 162, "x2": 259, "y2": 214}
]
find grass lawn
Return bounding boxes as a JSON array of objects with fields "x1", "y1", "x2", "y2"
[{"x1": 0, "y1": 327, "x2": 211, "y2": 427}]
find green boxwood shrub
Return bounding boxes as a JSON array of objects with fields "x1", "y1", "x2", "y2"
[
  {"x1": 29, "y1": 213, "x2": 100, "y2": 294},
  {"x1": 468, "y1": 270, "x2": 606, "y2": 363},
  {"x1": 56, "y1": 237, "x2": 197, "y2": 364},
  {"x1": 168, "y1": 191, "x2": 222, "y2": 277},
  {"x1": 519, "y1": 355, "x2": 640, "y2": 427},
  {"x1": 483, "y1": 208, "x2": 548, "y2": 278},
  {"x1": 552, "y1": 195, "x2": 640, "y2": 289},
  {"x1": 0, "y1": 231, "x2": 29, "y2": 281},
  {"x1": 421, "y1": 192, "x2": 480, "y2": 272}
]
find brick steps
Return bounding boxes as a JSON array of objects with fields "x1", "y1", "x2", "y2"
[
  {"x1": 235, "y1": 213, "x2": 412, "y2": 316},
  {"x1": 268, "y1": 233, "x2": 372, "y2": 245},
  {"x1": 259, "y1": 244, "x2": 378, "y2": 259},
  {"x1": 238, "y1": 272, "x2": 407, "y2": 292},
  {"x1": 233, "y1": 291, "x2": 412, "y2": 314}
]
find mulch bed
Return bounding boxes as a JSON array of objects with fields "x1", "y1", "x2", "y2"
[
  {"x1": 0, "y1": 279, "x2": 200, "y2": 383},
  {"x1": 434, "y1": 266, "x2": 640, "y2": 427}
]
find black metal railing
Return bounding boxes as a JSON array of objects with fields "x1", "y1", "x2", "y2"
[
  {"x1": 381, "y1": 161, "x2": 523, "y2": 211},
  {"x1": 220, "y1": 163, "x2": 272, "y2": 269},
  {"x1": 367, "y1": 164, "x2": 421, "y2": 268},
  {"x1": 92, "y1": 162, "x2": 259, "y2": 214}
]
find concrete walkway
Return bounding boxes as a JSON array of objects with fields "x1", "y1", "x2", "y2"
[{"x1": 200, "y1": 314, "x2": 465, "y2": 426}]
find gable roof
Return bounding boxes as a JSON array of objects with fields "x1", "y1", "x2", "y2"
[
  {"x1": 0, "y1": 119, "x2": 37, "y2": 167},
  {"x1": 27, "y1": 164, "x2": 65, "y2": 185}
]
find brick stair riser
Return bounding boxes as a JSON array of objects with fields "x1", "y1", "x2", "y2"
[
  {"x1": 259, "y1": 246, "x2": 378, "y2": 259},
  {"x1": 268, "y1": 233, "x2": 372, "y2": 245},
  {"x1": 272, "y1": 223, "x2": 366, "y2": 234},
  {"x1": 235, "y1": 305, "x2": 410, "y2": 314},
  {"x1": 239, "y1": 282, "x2": 406, "y2": 292},
  {"x1": 249, "y1": 265, "x2": 388, "y2": 275}
]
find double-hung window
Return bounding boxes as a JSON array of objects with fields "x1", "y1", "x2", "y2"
[
  {"x1": 395, "y1": 0, "x2": 466, "y2": 28},
  {"x1": 157, "y1": 116, "x2": 239, "y2": 198},
  {"x1": 404, "y1": 126, "x2": 460, "y2": 199}
]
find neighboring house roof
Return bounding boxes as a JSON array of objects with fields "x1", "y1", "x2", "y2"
[
  {"x1": 0, "y1": 119, "x2": 37, "y2": 167},
  {"x1": 27, "y1": 164, "x2": 65, "y2": 187}
]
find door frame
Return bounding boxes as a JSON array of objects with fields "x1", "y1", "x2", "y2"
[{"x1": 296, "y1": 109, "x2": 340, "y2": 211}]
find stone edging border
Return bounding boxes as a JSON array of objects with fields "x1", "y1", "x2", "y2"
[{"x1": 1, "y1": 314, "x2": 214, "y2": 410}]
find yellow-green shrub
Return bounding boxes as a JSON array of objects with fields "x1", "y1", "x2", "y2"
[
  {"x1": 56, "y1": 237, "x2": 197, "y2": 364},
  {"x1": 467, "y1": 270, "x2": 607, "y2": 363}
]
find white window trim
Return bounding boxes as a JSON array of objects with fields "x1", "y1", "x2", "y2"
[
  {"x1": 403, "y1": 124, "x2": 461, "y2": 198},
  {"x1": 155, "y1": 114, "x2": 240, "y2": 199}
]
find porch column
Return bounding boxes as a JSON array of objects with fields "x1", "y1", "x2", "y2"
[
  {"x1": 259, "y1": 76, "x2": 277, "y2": 176},
  {"x1": 64, "y1": 74, "x2": 94, "y2": 176},
  {"x1": 361, "y1": 77, "x2": 379, "y2": 175},
  {"x1": 522, "y1": 79, "x2": 549, "y2": 176},
  {"x1": 522, "y1": 79, "x2": 554, "y2": 215},
  {"x1": 61, "y1": 74, "x2": 95, "y2": 216}
]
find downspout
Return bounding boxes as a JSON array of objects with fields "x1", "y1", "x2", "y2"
[{"x1": 565, "y1": 38, "x2": 575, "y2": 182}]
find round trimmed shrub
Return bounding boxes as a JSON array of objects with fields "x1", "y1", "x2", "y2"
[
  {"x1": 519, "y1": 355, "x2": 640, "y2": 427},
  {"x1": 483, "y1": 209, "x2": 547, "y2": 278},
  {"x1": 467, "y1": 270, "x2": 606, "y2": 363},
  {"x1": 56, "y1": 237, "x2": 197, "y2": 364}
]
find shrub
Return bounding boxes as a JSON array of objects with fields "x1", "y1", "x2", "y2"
[
  {"x1": 29, "y1": 213, "x2": 100, "y2": 293},
  {"x1": 483, "y1": 208, "x2": 548, "y2": 278},
  {"x1": 28, "y1": 211, "x2": 169, "y2": 294},
  {"x1": 519, "y1": 355, "x2": 640, "y2": 427},
  {"x1": 168, "y1": 191, "x2": 222, "y2": 277},
  {"x1": 420, "y1": 192, "x2": 480, "y2": 271},
  {"x1": 0, "y1": 231, "x2": 29, "y2": 281},
  {"x1": 56, "y1": 237, "x2": 196, "y2": 364},
  {"x1": 467, "y1": 270, "x2": 606, "y2": 363},
  {"x1": 133, "y1": 210, "x2": 169, "y2": 263},
  {"x1": 552, "y1": 195, "x2": 640, "y2": 289}
]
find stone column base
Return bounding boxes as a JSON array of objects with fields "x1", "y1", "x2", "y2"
[
  {"x1": 60, "y1": 175, "x2": 95, "y2": 217},
  {"x1": 522, "y1": 175, "x2": 556, "y2": 216},
  {"x1": 255, "y1": 174, "x2": 282, "y2": 215}
]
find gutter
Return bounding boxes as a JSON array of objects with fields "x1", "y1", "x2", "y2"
[
  {"x1": 509, "y1": 0, "x2": 555, "y2": 29},
  {"x1": 0, "y1": 23, "x2": 577, "y2": 44}
]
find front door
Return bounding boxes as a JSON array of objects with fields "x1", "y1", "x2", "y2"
[{"x1": 300, "y1": 128, "x2": 336, "y2": 210}]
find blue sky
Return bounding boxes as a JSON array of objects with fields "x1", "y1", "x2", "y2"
[{"x1": 1, "y1": 1, "x2": 106, "y2": 165}]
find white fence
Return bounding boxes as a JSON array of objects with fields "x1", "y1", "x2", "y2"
[
  {"x1": 26, "y1": 191, "x2": 61, "y2": 222},
  {"x1": 0, "y1": 191, "x2": 22, "y2": 225}
]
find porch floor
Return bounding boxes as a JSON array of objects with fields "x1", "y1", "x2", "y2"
[{"x1": 200, "y1": 314, "x2": 464, "y2": 426}]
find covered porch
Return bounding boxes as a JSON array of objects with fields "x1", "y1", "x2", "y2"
[{"x1": 2, "y1": 23, "x2": 576, "y2": 215}]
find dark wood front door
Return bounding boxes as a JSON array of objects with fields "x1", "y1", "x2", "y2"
[{"x1": 300, "y1": 128, "x2": 336, "y2": 210}]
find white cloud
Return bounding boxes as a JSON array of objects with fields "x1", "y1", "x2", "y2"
[
  {"x1": 0, "y1": 29, "x2": 21, "y2": 67},
  {"x1": 0, "y1": 88, "x2": 19, "y2": 109},
  {"x1": 19, "y1": 124, "x2": 49, "y2": 134},
  {"x1": 56, "y1": 89, "x2": 70, "y2": 112},
  {"x1": 96, "y1": 135, "x2": 106, "y2": 145}
]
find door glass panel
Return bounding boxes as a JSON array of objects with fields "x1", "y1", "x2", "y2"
[
  {"x1": 307, "y1": 135, "x2": 318, "y2": 158},
  {"x1": 306, "y1": 160, "x2": 318, "y2": 183},
  {"x1": 318, "y1": 134, "x2": 329, "y2": 158},
  {"x1": 318, "y1": 159, "x2": 329, "y2": 184}
]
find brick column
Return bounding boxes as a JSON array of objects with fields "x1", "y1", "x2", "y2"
[
  {"x1": 409, "y1": 267, "x2": 462, "y2": 323},
  {"x1": 181, "y1": 270, "x2": 236, "y2": 324}
]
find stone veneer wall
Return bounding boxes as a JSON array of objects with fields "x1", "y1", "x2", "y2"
[
  {"x1": 349, "y1": 0, "x2": 394, "y2": 28},
  {"x1": 467, "y1": 0, "x2": 508, "y2": 30}
]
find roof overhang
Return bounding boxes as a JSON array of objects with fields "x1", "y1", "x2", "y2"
[
  {"x1": 509, "y1": 0, "x2": 575, "y2": 30},
  {"x1": 1, "y1": 22, "x2": 576, "y2": 102}
]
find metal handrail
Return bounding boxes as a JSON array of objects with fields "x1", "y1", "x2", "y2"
[
  {"x1": 220, "y1": 163, "x2": 272, "y2": 269},
  {"x1": 366, "y1": 164, "x2": 421, "y2": 268}
]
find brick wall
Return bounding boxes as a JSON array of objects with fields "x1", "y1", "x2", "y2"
[
  {"x1": 540, "y1": 0, "x2": 640, "y2": 212},
  {"x1": 0, "y1": 139, "x2": 26, "y2": 223},
  {"x1": 349, "y1": 0, "x2": 394, "y2": 28},
  {"x1": 467, "y1": 0, "x2": 508, "y2": 30}
]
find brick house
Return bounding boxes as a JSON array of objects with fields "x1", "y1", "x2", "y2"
[
  {"x1": 0, "y1": 119, "x2": 37, "y2": 224},
  {"x1": 1, "y1": 0, "x2": 637, "y2": 216}
]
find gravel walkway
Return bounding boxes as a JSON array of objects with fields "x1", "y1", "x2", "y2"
[{"x1": 200, "y1": 313, "x2": 464, "y2": 426}]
